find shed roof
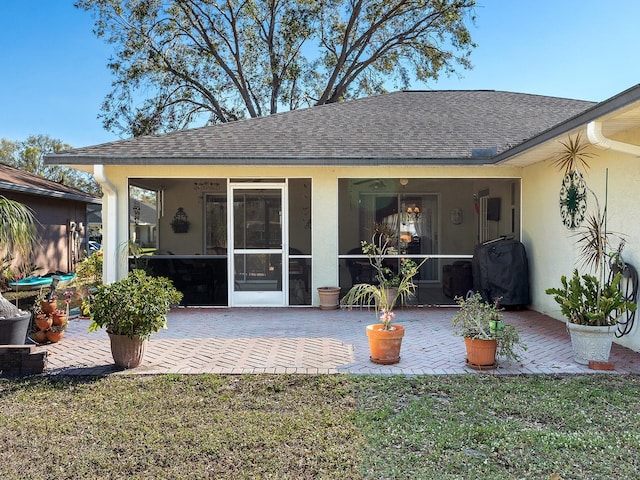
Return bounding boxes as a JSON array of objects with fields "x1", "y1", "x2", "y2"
[
  {"x1": 46, "y1": 90, "x2": 596, "y2": 166},
  {"x1": 0, "y1": 162, "x2": 101, "y2": 204}
]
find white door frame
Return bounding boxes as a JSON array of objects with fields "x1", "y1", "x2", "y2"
[{"x1": 228, "y1": 182, "x2": 288, "y2": 306}]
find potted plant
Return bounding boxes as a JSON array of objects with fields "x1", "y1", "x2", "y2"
[
  {"x1": 547, "y1": 137, "x2": 637, "y2": 366},
  {"x1": 546, "y1": 269, "x2": 636, "y2": 365},
  {"x1": 45, "y1": 322, "x2": 67, "y2": 343},
  {"x1": 317, "y1": 286, "x2": 341, "y2": 310},
  {"x1": 341, "y1": 224, "x2": 428, "y2": 364},
  {"x1": 88, "y1": 269, "x2": 183, "y2": 369},
  {"x1": 0, "y1": 196, "x2": 37, "y2": 345},
  {"x1": 452, "y1": 293, "x2": 526, "y2": 368}
]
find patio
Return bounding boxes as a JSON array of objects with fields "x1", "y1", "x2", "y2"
[{"x1": 37, "y1": 307, "x2": 640, "y2": 376}]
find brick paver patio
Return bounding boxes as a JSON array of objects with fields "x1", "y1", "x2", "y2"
[{"x1": 37, "y1": 307, "x2": 640, "y2": 376}]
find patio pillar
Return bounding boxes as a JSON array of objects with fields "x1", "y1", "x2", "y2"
[{"x1": 311, "y1": 175, "x2": 339, "y2": 305}]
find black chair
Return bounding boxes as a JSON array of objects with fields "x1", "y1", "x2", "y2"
[
  {"x1": 442, "y1": 261, "x2": 473, "y2": 298},
  {"x1": 346, "y1": 247, "x2": 375, "y2": 286}
]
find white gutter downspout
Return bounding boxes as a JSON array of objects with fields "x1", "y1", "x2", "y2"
[
  {"x1": 587, "y1": 121, "x2": 640, "y2": 157},
  {"x1": 93, "y1": 164, "x2": 118, "y2": 283}
]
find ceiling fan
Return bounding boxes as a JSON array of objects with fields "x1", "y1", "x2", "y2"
[{"x1": 352, "y1": 179, "x2": 387, "y2": 189}]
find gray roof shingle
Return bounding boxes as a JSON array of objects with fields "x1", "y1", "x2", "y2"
[{"x1": 47, "y1": 90, "x2": 596, "y2": 165}]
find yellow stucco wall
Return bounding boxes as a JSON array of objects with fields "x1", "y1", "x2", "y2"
[{"x1": 522, "y1": 135, "x2": 640, "y2": 351}]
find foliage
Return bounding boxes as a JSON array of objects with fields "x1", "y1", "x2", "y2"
[
  {"x1": 75, "y1": 251, "x2": 104, "y2": 317},
  {"x1": 551, "y1": 132, "x2": 593, "y2": 175},
  {"x1": 0, "y1": 135, "x2": 100, "y2": 195},
  {"x1": 342, "y1": 223, "x2": 427, "y2": 329},
  {"x1": 75, "y1": 0, "x2": 476, "y2": 136},
  {"x1": 0, "y1": 196, "x2": 38, "y2": 264},
  {"x1": 550, "y1": 135, "x2": 636, "y2": 328},
  {"x1": 3, "y1": 375, "x2": 640, "y2": 479},
  {"x1": 75, "y1": 251, "x2": 103, "y2": 289},
  {"x1": 88, "y1": 269, "x2": 183, "y2": 339},
  {"x1": 170, "y1": 217, "x2": 190, "y2": 232},
  {"x1": 545, "y1": 269, "x2": 636, "y2": 327},
  {"x1": 0, "y1": 196, "x2": 39, "y2": 315},
  {"x1": 451, "y1": 293, "x2": 525, "y2": 362}
]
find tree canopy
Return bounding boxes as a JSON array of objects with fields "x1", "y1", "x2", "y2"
[
  {"x1": 76, "y1": 0, "x2": 476, "y2": 136},
  {"x1": 0, "y1": 135, "x2": 101, "y2": 196}
]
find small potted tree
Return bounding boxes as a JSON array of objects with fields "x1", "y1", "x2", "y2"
[
  {"x1": 452, "y1": 293, "x2": 526, "y2": 369},
  {"x1": 88, "y1": 269, "x2": 183, "y2": 369},
  {"x1": 341, "y1": 223, "x2": 428, "y2": 364}
]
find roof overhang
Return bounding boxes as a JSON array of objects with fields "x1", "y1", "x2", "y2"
[
  {"x1": 495, "y1": 84, "x2": 640, "y2": 167},
  {"x1": 45, "y1": 155, "x2": 499, "y2": 167},
  {"x1": 0, "y1": 181, "x2": 102, "y2": 205}
]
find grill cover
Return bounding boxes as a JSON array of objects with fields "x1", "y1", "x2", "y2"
[{"x1": 472, "y1": 239, "x2": 530, "y2": 307}]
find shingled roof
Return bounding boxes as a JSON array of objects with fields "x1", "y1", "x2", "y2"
[
  {"x1": 0, "y1": 162, "x2": 100, "y2": 204},
  {"x1": 47, "y1": 90, "x2": 596, "y2": 166}
]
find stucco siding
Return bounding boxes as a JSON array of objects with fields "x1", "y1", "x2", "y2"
[{"x1": 523, "y1": 139, "x2": 640, "y2": 351}]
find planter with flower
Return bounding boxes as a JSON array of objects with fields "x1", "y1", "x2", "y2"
[
  {"x1": 341, "y1": 224, "x2": 428, "y2": 364},
  {"x1": 452, "y1": 293, "x2": 526, "y2": 369},
  {"x1": 88, "y1": 269, "x2": 183, "y2": 369}
]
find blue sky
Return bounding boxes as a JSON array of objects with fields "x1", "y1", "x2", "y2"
[{"x1": 1, "y1": 1, "x2": 639, "y2": 148}]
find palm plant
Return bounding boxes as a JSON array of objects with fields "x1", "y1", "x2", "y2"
[
  {"x1": 0, "y1": 196, "x2": 38, "y2": 316},
  {"x1": 552, "y1": 132, "x2": 593, "y2": 175}
]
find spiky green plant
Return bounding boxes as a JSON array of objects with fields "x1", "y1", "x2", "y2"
[
  {"x1": 546, "y1": 269, "x2": 636, "y2": 326},
  {"x1": 552, "y1": 133, "x2": 593, "y2": 175}
]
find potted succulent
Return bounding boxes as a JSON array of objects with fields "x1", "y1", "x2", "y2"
[
  {"x1": 88, "y1": 269, "x2": 183, "y2": 369},
  {"x1": 451, "y1": 293, "x2": 526, "y2": 368},
  {"x1": 341, "y1": 223, "x2": 427, "y2": 364},
  {"x1": 546, "y1": 269, "x2": 636, "y2": 365}
]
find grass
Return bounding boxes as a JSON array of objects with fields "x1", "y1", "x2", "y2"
[{"x1": 1, "y1": 374, "x2": 639, "y2": 479}]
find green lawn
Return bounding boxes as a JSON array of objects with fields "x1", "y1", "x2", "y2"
[{"x1": 1, "y1": 374, "x2": 639, "y2": 479}]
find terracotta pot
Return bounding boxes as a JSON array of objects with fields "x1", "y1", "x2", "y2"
[
  {"x1": 31, "y1": 329, "x2": 47, "y2": 344},
  {"x1": 108, "y1": 333, "x2": 148, "y2": 369},
  {"x1": 46, "y1": 330, "x2": 64, "y2": 343},
  {"x1": 317, "y1": 287, "x2": 341, "y2": 310},
  {"x1": 366, "y1": 324, "x2": 405, "y2": 365},
  {"x1": 464, "y1": 337, "x2": 497, "y2": 368},
  {"x1": 40, "y1": 300, "x2": 57, "y2": 315},
  {"x1": 52, "y1": 312, "x2": 67, "y2": 326},
  {"x1": 35, "y1": 315, "x2": 53, "y2": 331}
]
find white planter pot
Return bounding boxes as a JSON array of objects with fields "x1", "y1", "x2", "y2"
[{"x1": 566, "y1": 322, "x2": 616, "y2": 365}]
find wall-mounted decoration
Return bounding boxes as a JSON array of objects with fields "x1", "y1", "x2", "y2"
[
  {"x1": 559, "y1": 170, "x2": 587, "y2": 229},
  {"x1": 450, "y1": 208, "x2": 463, "y2": 225},
  {"x1": 171, "y1": 207, "x2": 190, "y2": 233}
]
